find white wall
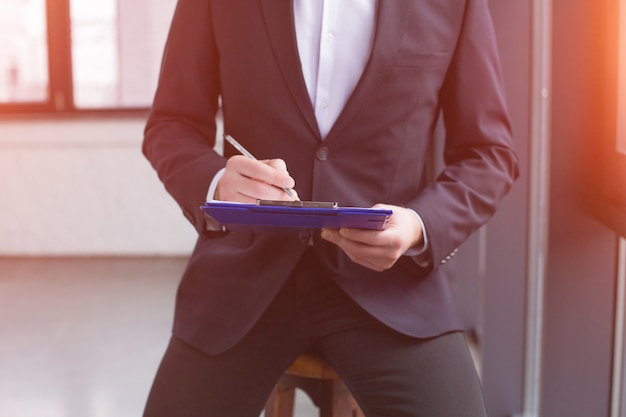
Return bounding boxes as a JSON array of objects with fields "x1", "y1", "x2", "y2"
[{"x1": 0, "y1": 117, "x2": 197, "y2": 256}]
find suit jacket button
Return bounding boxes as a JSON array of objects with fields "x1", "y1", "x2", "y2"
[
  {"x1": 316, "y1": 146, "x2": 329, "y2": 161},
  {"x1": 298, "y1": 230, "x2": 312, "y2": 244},
  {"x1": 440, "y1": 248, "x2": 459, "y2": 265}
]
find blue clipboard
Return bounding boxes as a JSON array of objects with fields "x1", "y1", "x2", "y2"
[{"x1": 200, "y1": 200, "x2": 392, "y2": 230}]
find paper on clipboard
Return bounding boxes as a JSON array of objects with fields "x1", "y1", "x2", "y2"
[{"x1": 200, "y1": 200, "x2": 392, "y2": 230}]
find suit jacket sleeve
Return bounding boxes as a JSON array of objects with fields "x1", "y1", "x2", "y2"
[
  {"x1": 408, "y1": 0, "x2": 519, "y2": 267},
  {"x1": 142, "y1": 0, "x2": 224, "y2": 235}
]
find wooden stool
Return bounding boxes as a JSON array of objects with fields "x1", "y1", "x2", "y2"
[{"x1": 264, "y1": 353, "x2": 364, "y2": 417}]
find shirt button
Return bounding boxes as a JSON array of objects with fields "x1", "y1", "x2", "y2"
[
  {"x1": 316, "y1": 146, "x2": 329, "y2": 161},
  {"x1": 321, "y1": 100, "x2": 329, "y2": 109},
  {"x1": 325, "y1": 33, "x2": 334, "y2": 42}
]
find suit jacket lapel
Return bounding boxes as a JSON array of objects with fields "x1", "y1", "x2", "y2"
[
  {"x1": 326, "y1": 0, "x2": 413, "y2": 141},
  {"x1": 259, "y1": 0, "x2": 413, "y2": 141},
  {"x1": 259, "y1": 0, "x2": 320, "y2": 138}
]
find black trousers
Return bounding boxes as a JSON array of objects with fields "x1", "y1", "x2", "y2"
[{"x1": 143, "y1": 250, "x2": 487, "y2": 417}]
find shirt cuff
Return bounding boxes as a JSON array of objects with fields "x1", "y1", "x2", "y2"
[
  {"x1": 206, "y1": 168, "x2": 226, "y2": 202},
  {"x1": 404, "y1": 209, "x2": 431, "y2": 268},
  {"x1": 404, "y1": 209, "x2": 429, "y2": 256},
  {"x1": 204, "y1": 168, "x2": 226, "y2": 231}
]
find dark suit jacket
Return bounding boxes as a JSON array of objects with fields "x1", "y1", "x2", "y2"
[{"x1": 143, "y1": 0, "x2": 519, "y2": 355}]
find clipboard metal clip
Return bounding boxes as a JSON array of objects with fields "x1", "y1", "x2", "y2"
[{"x1": 256, "y1": 200, "x2": 338, "y2": 209}]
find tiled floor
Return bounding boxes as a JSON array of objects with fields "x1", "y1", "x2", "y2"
[{"x1": 0, "y1": 257, "x2": 317, "y2": 417}]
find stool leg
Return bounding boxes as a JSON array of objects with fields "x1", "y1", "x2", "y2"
[
  {"x1": 325, "y1": 379, "x2": 361, "y2": 417},
  {"x1": 264, "y1": 383, "x2": 296, "y2": 417},
  {"x1": 267, "y1": 374, "x2": 364, "y2": 417}
]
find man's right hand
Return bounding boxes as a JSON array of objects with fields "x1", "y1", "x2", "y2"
[{"x1": 215, "y1": 155, "x2": 298, "y2": 203}]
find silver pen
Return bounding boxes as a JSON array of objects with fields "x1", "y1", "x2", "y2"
[{"x1": 223, "y1": 134, "x2": 299, "y2": 200}]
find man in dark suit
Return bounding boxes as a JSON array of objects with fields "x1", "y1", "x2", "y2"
[{"x1": 142, "y1": 0, "x2": 518, "y2": 416}]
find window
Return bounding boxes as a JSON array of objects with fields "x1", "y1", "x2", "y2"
[
  {"x1": 70, "y1": 0, "x2": 118, "y2": 108},
  {"x1": 70, "y1": 0, "x2": 177, "y2": 109},
  {"x1": 0, "y1": 0, "x2": 49, "y2": 105},
  {"x1": 0, "y1": 0, "x2": 176, "y2": 113}
]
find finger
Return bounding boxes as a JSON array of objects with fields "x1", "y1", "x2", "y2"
[
  {"x1": 338, "y1": 227, "x2": 387, "y2": 247},
  {"x1": 322, "y1": 229, "x2": 375, "y2": 256},
  {"x1": 218, "y1": 161, "x2": 291, "y2": 203},
  {"x1": 264, "y1": 158, "x2": 288, "y2": 172},
  {"x1": 228, "y1": 156, "x2": 295, "y2": 190},
  {"x1": 321, "y1": 230, "x2": 395, "y2": 271},
  {"x1": 264, "y1": 159, "x2": 299, "y2": 199},
  {"x1": 288, "y1": 189, "x2": 300, "y2": 201},
  {"x1": 216, "y1": 173, "x2": 260, "y2": 203},
  {"x1": 264, "y1": 159, "x2": 297, "y2": 193},
  {"x1": 235, "y1": 177, "x2": 297, "y2": 202},
  {"x1": 321, "y1": 228, "x2": 340, "y2": 244},
  {"x1": 323, "y1": 227, "x2": 379, "y2": 249}
]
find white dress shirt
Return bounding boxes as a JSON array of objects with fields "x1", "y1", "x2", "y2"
[{"x1": 293, "y1": 0, "x2": 376, "y2": 138}]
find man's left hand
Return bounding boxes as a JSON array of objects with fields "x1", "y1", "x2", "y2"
[{"x1": 320, "y1": 204, "x2": 424, "y2": 272}]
